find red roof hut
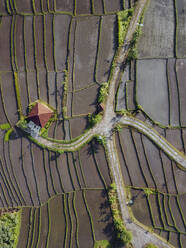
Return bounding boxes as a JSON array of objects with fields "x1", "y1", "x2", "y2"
[{"x1": 27, "y1": 102, "x2": 54, "y2": 128}]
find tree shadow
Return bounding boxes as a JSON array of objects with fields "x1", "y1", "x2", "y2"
[{"x1": 86, "y1": 139, "x2": 100, "y2": 156}]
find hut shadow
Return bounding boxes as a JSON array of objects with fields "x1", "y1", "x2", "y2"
[{"x1": 9, "y1": 127, "x2": 24, "y2": 140}]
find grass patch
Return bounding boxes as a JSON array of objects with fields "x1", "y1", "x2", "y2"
[
  {"x1": 4, "y1": 128, "x2": 14, "y2": 142},
  {"x1": 145, "y1": 244, "x2": 158, "y2": 248},
  {"x1": 0, "y1": 123, "x2": 11, "y2": 130},
  {"x1": 94, "y1": 240, "x2": 111, "y2": 248},
  {"x1": 0, "y1": 209, "x2": 22, "y2": 248}
]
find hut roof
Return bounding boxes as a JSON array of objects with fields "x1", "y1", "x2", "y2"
[{"x1": 27, "y1": 102, "x2": 53, "y2": 128}]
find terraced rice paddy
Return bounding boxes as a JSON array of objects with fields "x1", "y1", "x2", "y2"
[{"x1": 0, "y1": 0, "x2": 186, "y2": 247}]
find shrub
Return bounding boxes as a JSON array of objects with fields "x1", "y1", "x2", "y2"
[
  {"x1": 0, "y1": 123, "x2": 11, "y2": 130},
  {"x1": 98, "y1": 82, "x2": 108, "y2": 103},
  {"x1": 88, "y1": 113, "x2": 102, "y2": 128},
  {"x1": 0, "y1": 210, "x2": 21, "y2": 248},
  {"x1": 145, "y1": 244, "x2": 158, "y2": 248},
  {"x1": 117, "y1": 9, "x2": 134, "y2": 47},
  {"x1": 94, "y1": 240, "x2": 111, "y2": 248}
]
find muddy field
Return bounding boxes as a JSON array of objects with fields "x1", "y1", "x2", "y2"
[
  {"x1": 137, "y1": 0, "x2": 174, "y2": 58},
  {"x1": 17, "y1": 190, "x2": 114, "y2": 248},
  {"x1": 136, "y1": 59, "x2": 186, "y2": 127},
  {"x1": 116, "y1": 125, "x2": 186, "y2": 247},
  {"x1": 0, "y1": 135, "x2": 111, "y2": 207},
  {"x1": 0, "y1": 0, "x2": 186, "y2": 247}
]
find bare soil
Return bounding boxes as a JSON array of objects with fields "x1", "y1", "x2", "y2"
[
  {"x1": 142, "y1": 135, "x2": 168, "y2": 191},
  {"x1": 15, "y1": 16, "x2": 25, "y2": 71},
  {"x1": 131, "y1": 130, "x2": 156, "y2": 189},
  {"x1": 35, "y1": 16, "x2": 45, "y2": 70},
  {"x1": 31, "y1": 145, "x2": 50, "y2": 203},
  {"x1": 130, "y1": 189, "x2": 153, "y2": 227},
  {"x1": 105, "y1": 0, "x2": 122, "y2": 13},
  {"x1": 94, "y1": 0, "x2": 104, "y2": 14},
  {"x1": 45, "y1": 14, "x2": 55, "y2": 71},
  {"x1": 176, "y1": 59, "x2": 186, "y2": 126},
  {"x1": 1, "y1": 72, "x2": 18, "y2": 125},
  {"x1": 176, "y1": 0, "x2": 186, "y2": 58},
  {"x1": 27, "y1": 71, "x2": 39, "y2": 101},
  {"x1": 72, "y1": 85, "x2": 98, "y2": 115},
  {"x1": 0, "y1": 0, "x2": 6, "y2": 14},
  {"x1": 116, "y1": 65, "x2": 129, "y2": 111},
  {"x1": 16, "y1": 0, "x2": 32, "y2": 13},
  {"x1": 74, "y1": 16, "x2": 99, "y2": 89},
  {"x1": 126, "y1": 80, "x2": 135, "y2": 110},
  {"x1": 167, "y1": 58, "x2": 180, "y2": 126},
  {"x1": 48, "y1": 195, "x2": 66, "y2": 247},
  {"x1": 22, "y1": 139, "x2": 40, "y2": 206},
  {"x1": 78, "y1": 144, "x2": 105, "y2": 188},
  {"x1": 16, "y1": 208, "x2": 31, "y2": 248},
  {"x1": 137, "y1": 0, "x2": 174, "y2": 58},
  {"x1": 86, "y1": 189, "x2": 114, "y2": 241},
  {"x1": 118, "y1": 128, "x2": 147, "y2": 187},
  {"x1": 115, "y1": 131, "x2": 134, "y2": 186},
  {"x1": 37, "y1": 204, "x2": 49, "y2": 248},
  {"x1": 76, "y1": 0, "x2": 91, "y2": 15},
  {"x1": 69, "y1": 117, "x2": 87, "y2": 138},
  {"x1": 56, "y1": 0, "x2": 74, "y2": 13},
  {"x1": 169, "y1": 196, "x2": 185, "y2": 232},
  {"x1": 18, "y1": 72, "x2": 29, "y2": 115},
  {"x1": 0, "y1": 17, "x2": 11, "y2": 70},
  {"x1": 39, "y1": 70, "x2": 48, "y2": 103},
  {"x1": 47, "y1": 71, "x2": 57, "y2": 108},
  {"x1": 24, "y1": 16, "x2": 35, "y2": 70},
  {"x1": 96, "y1": 15, "x2": 116, "y2": 82},
  {"x1": 137, "y1": 59, "x2": 169, "y2": 126},
  {"x1": 76, "y1": 190, "x2": 94, "y2": 248},
  {"x1": 54, "y1": 15, "x2": 71, "y2": 71}
]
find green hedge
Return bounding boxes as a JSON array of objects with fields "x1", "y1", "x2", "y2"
[{"x1": 0, "y1": 210, "x2": 22, "y2": 248}]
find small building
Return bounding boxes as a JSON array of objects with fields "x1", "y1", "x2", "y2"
[
  {"x1": 27, "y1": 121, "x2": 41, "y2": 138},
  {"x1": 27, "y1": 102, "x2": 54, "y2": 128}
]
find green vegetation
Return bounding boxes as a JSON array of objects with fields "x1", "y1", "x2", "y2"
[
  {"x1": 0, "y1": 210, "x2": 21, "y2": 248},
  {"x1": 94, "y1": 240, "x2": 111, "y2": 248},
  {"x1": 4, "y1": 128, "x2": 14, "y2": 142},
  {"x1": 127, "y1": 21, "x2": 143, "y2": 61},
  {"x1": 117, "y1": 9, "x2": 134, "y2": 47},
  {"x1": 143, "y1": 188, "x2": 154, "y2": 196},
  {"x1": 13, "y1": 72, "x2": 23, "y2": 119},
  {"x1": 95, "y1": 135, "x2": 107, "y2": 145},
  {"x1": 88, "y1": 113, "x2": 102, "y2": 128},
  {"x1": 145, "y1": 244, "x2": 158, "y2": 248},
  {"x1": 108, "y1": 183, "x2": 133, "y2": 246},
  {"x1": 0, "y1": 123, "x2": 11, "y2": 130},
  {"x1": 98, "y1": 82, "x2": 109, "y2": 103}
]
